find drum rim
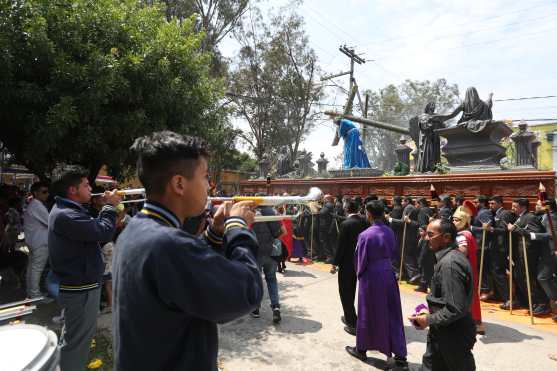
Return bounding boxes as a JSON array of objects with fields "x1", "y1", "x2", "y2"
[{"x1": 0, "y1": 324, "x2": 59, "y2": 370}]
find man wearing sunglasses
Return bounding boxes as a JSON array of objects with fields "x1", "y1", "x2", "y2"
[{"x1": 409, "y1": 219, "x2": 476, "y2": 371}]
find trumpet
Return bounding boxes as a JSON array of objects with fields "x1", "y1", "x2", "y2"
[
  {"x1": 92, "y1": 187, "x2": 323, "y2": 223},
  {"x1": 93, "y1": 187, "x2": 324, "y2": 207},
  {"x1": 210, "y1": 187, "x2": 324, "y2": 206}
]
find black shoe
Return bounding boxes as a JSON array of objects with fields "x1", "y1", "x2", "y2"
[
  {"x1": 533, "y1": 304, "x2": 551, "y2": 316},
  {"x1": 407, "y1": 275, "x2": 421, "y2": 285},
  {"x1": 345, "y1": 346, "x2": 366, "y2": 361},
  {"x1": 414, "y1": 286, "x2": 428, "y2": 293},
  {"x1": 250, "y1": 309, "x2": 260, "y2": 318},
  {"x1": 344, "y1": 326, "x2": 356, "y2": 336},
  {"x1": 390, "y1": 356, "x2": 409, "y2": 371},
  {"x1": 500, "y1": 300, "x2": 523, "y2": 310},
  {"x1": 272, "y1": 308, "x2": 281, "y2": 323}
]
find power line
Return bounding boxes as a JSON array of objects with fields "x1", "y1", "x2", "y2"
[{"x1": 495, "y1": 95, "x2": 557, "y2": 102}]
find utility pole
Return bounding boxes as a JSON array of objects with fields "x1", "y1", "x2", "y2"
[
  {"x1": 320, "y1": 45, "x2": 370, "y2": 144},
  {"x1": 339, "y1": 45, "x2": 365, "y2": 108}
]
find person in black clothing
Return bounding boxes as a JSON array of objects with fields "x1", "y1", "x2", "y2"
[
  {"x1": 410, "y1": 219, "x2": 476, "y2": 371},
  {"x1": 390, "y1": 196, "x2": 403, "y2": 219},
  {"x1": 318, "y1": 195, "x2": 335, "y2": 262},
  {"x1": 484, "y1": 196, "x2": 511, "y2": 304},
  {"x1": 470, "y1": 195, "x2": 494, "y2": 298},
  {"x1": 437, "y1": 195, "x2": 453, "y2": 222},
  {"x1": 390, "y1": 197, "x2": 420, "y2": 282},
  {"x1": 531, "y1": 199, "x2": 557, "y2": 316},
  {"x1": 330, "y1": 200, "x2": 369, "y2": 335},
  {"x1": 415, "y1": 226, "x2": 435, "y2": 293},
  {"x1": 389, "y1": 196, "x2": 404, "y2": 272},
  {"x1": 112, "y1": 131, "x2": 263, "y2": 371},
  {"x1": 413, "y1": 198, "x2": 435, "y2": 287},
  {"x1": 455, "y1": 194, "x2": 465, "y2": 208},
  {"x1": 507, "y1": 198, "x2": 548, "y2": 314}
]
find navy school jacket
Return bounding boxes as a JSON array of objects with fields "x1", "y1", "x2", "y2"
[
  {"x1": 48, "y1": 197, "x2": 117, "y2": 291},
  {"x1": 112, "y1": 201, "x2": 263, "y2": 371}
]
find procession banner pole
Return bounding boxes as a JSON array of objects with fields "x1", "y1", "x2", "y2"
[
  {"x1": 522, "y1": 236, "x2": 535, "y2": 325},
  {"x1": 478, "y1": 228, "x2": 487, "y2": 295},
  {"x1": 509, "y1": 230, "x2": 514, "y2": 315},
  {"x1": 399, "y1": 221, "x2": 407, "y2": 284}
]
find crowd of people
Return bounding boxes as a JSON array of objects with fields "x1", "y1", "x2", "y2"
[
  {"x1": 1, "y1": 130, "x2": 557, "y2": 370},
  {"x1": 286, "y1": 191, "x2": 557, "y2": 326}
]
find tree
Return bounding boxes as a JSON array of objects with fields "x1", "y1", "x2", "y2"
[
  {"x1": 0, "y1": 0, "x2": 223, "y2": 181},
  {"x1": 146, "y1": 0, "x2": 250, "y2": 76},
  {"x1": 362, "y1": 79, "x2": 460, "y2": 170},
  {"x1": 229, "y1": 8, "x2": 322, "y2": 168}
]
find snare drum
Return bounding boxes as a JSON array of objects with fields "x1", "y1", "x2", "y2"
[{"x1": 0, "y1": 324, "x2": 60, "y2": 371}]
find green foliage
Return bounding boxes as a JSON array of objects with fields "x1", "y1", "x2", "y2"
[
  {"x1": 362, "y1": 79, "x2": 460, "y2": 170},
  {"x1": 0, "y1": 0, "x2": 224, "y2": 180},
  {"x1": 229, "y1": 8, "x2": 323, "y2": 164}
]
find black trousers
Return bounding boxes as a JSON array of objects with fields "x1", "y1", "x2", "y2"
[
  {"x1": 513, "y1": 243, "x2": 547, "y2": 306},
  {"x1": 537, "y1": 249, "x2": 557, "y2": 301},
  {"x1": 422, "y1": 317, "x2": 476, "y2": 371},
  {"x1": 318, "y1": 231, "x2": 333, "y2": 258},
  {"x1": 418, "y1": 241, "x2": 435, "y2": 289},
  {"x1": 488, "y1": 246, "x2": 509, "y2": 301},
  {"x1": 338, "y1": 266, "x2": 357, "y2": 328},
  {"x1": 403, "y1": 239, "x2": 420, "y2": 280}
]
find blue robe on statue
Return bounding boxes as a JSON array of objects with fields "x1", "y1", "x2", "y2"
[
  {"x1": 355, "y1": 221, "x2": 407, "y2": 358},
  {"x1": 339, "y1": 119, "x2": 371, "y2": 169}
]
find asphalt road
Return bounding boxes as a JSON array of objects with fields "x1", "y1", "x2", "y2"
[{"x1": 219, "y1": 262, "x2": 557, "y2": 371}]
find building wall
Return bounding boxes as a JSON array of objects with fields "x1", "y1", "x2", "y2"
[{"x1": 521, "y1": 122, "x2": 557, "y2": 171}]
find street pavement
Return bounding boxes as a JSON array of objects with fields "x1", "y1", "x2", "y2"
[{"x1": 219, "y1": 262, "x2": 557, "y2": 371}]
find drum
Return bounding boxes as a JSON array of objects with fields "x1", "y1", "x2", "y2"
[{"x1": 0, "y1": 324, "x2": 60, "y2": 371}]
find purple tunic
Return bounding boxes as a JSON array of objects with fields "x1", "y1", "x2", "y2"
[{"x1": 355, "y1": 221, "x2": 407, "y2": 358}]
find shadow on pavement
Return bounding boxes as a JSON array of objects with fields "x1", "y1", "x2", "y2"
[
  {"x1": 404, "y1": 325, "x2": 427, "y2": 344},
  {"x1": 279, "y1": 269, "x2": 317, "y2": 278},
  {"x1": 364, "y1": 355, "x2": 421, "y2": 370},
  {"x1": 479, "y1": 321, "x2": 543, "y2": 344}
]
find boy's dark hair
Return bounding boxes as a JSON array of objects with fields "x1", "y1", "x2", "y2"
[
  {"x1": 490, "y1": 195, "x2": 503, "y2": 205},
  {"x1": 59, "y1": 171, "x2": 88, "y2": 197},
  {"x1": 455, "y1": 194, "x2": 464, "y2": 205},
  {"x1": 30, "y1": 181, "x2": 49, "y2": 194},
  {"x1": 417, "y1": 197, "x2": 429, "y2": 207},
  {"x1": 393, "y1": 196, "x2": 402, "y2": 205},
  {"x1": 365, "y1": 200, "x2": 384, "y2": 218},
  {"x1": 477, "y1": 195, "x2": 489, "y2": 207},
  {"x1": 513, "y1": 198, "x2": 529, "y2": 209},
  {"x1": 131, "y1": 131, "x2": 209, "y2": 196},
  {"x1": 345, "y1": 200, "x2": 359, "y2": 214},
  {"x1": 438, "y1": 219, "x2": 457, "y2": 242}
]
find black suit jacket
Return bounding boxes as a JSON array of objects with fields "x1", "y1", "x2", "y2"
[
  {"x1": 334, "y1": 215, "x2": 369, "y2": 270},
  {"x1": 512, "y1": 211, "x2": 545, "y2": 251},
  {"x1": 390, "y1": 204, "x2": 419, "y2": 248}
]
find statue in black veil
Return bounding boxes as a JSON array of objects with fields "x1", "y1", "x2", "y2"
[{"x1": 439, "y1": 87, "x2": 493, "y2": 125}]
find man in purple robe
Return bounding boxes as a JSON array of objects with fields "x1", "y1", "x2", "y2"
[{"x1": 346, "y1": 200, "x2": 408, "y2": 370}]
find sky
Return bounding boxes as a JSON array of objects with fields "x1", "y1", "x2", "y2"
[{"x1": 219, "y1": 0, "x2": 557, "y2": 168}]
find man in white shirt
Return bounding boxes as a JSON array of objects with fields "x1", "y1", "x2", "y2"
[{"x1": 24, "y1": 181, "x2": 51, "y2": 300}]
